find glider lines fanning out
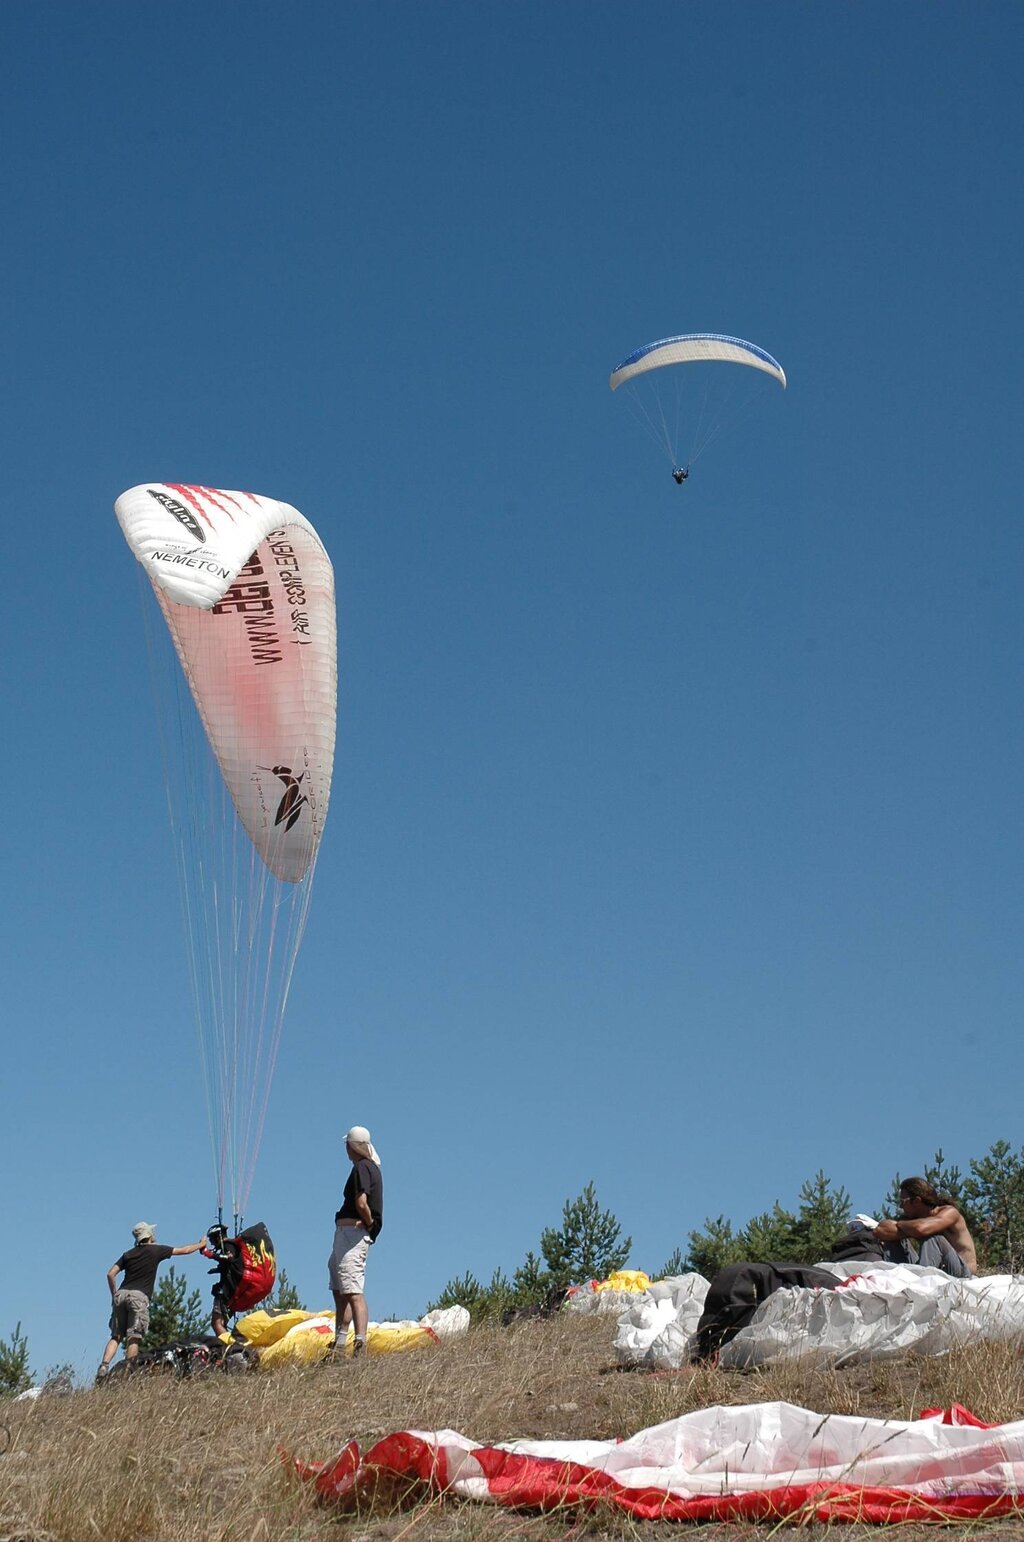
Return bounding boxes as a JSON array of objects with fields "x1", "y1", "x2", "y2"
[
  {"x1": 609, "y1": 331, "x2": 786, "y2": 481},
  {"x1": 114, "y1": 483, "x2": 337, "y2": 1225}
]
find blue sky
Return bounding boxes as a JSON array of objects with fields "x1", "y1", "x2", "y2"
[{"x1": 3, "y1": 1, "x2": 1022, "y2": 1377}]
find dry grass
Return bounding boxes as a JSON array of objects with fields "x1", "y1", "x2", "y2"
[{"x1": 3, "y1": 1315, "x2": 1024, "y2": 1540}]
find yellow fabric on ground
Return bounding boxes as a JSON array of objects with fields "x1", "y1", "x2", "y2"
[
  {"x1": 252, "y1": 1311, "x2": 438, "y2": 1368},
  {"x1": 234, "y1": 1308, "x2": 311, "y2": 1348},
  {"x1": 594, "y1": 1270, "x2": 650, "y2": 1293}
]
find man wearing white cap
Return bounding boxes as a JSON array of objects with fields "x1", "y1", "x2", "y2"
[
  {"x1": 328, "y1": 1126, "x2": 383, "y2": 1358},
  {"x1": 96, "y1": 1222, "x2": 207, "y2": 1380}
]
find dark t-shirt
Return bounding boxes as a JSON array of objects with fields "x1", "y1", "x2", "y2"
[
  {"x1": 115, "y1": 1243, "x2": 175, "y2": 1298},
  {"x1": 338, "y1": 1158, "x2": 383, "y2": 1239}
]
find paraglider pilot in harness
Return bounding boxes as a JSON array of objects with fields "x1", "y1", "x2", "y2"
[
  {"x1": 672, "y1": 466, "x2": 690, "y2": 485},
  {"x1": 204, "y1": 1225, "x2": 237, "y2": 1338},
  {"x1": 202, "y1": 1221, "x2": 277, "y2": 1336}
]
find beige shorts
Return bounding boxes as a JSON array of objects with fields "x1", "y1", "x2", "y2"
[
  {"x1": 110, "y1": 1288, "x2": 150, "y2": 1343},
  {"x1": 328, "y1": 1224, "x2": 371, "y2": 1295}
]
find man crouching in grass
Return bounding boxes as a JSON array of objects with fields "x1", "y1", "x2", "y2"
[{"x1": 875, "y1": 1177, "x2": 978, "y2": 1276}]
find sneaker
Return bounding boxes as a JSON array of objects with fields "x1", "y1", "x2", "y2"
[{"x1": 94, "y1": 1364, "x2": 110, "y2": 1383}]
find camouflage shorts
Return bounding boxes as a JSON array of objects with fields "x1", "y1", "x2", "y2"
[{"x1": 110, "y1": 1288, "x2": 150, "y2": 1343}]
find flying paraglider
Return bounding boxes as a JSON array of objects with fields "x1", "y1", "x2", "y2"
[
  {"x1": 114, "y1": 483, "x2": 338, "y2": 1228},
  {"x1": 610, "y1": 333, "x2": 786, "y2": 483}
]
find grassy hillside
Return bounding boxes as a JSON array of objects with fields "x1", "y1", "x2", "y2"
[{"x1": 3, "y1": 1312, "x2": 1024, "y2": 1539}]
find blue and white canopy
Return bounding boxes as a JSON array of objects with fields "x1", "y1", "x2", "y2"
[{"x1": 609, "y1": 333, "x2": 786, "y2": 392}]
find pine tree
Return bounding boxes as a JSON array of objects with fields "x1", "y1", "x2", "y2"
[
  {"x1": 740, "y1": 1204, "x2": 799, "y2": 1261},
  {"x1": 686, "y1": 1215, "x2": 742, "y2": 1278},
  {"x1": 965, "y1": 1141, "x2": 1024, "y2": 1271},
  {"x1": 0, "y1": 1323, "x2": 32, "y2": 1397},
  {"x1": 143, "y1": 1267, "x2": 207, "y2": 1348},
  {"x1": 924, "y1": 1149, "x2": 965, "y2": 1203},
  {"x1": 477, "y1": 1268, "x2": 515, "y2": 1321},
  {"x1": 688, "y1": 1173, "x2": 851, "y2": 1276},
  {"x1": 656, "y1": 1247, "x2": 689, "y2": 1279},
  {"x1": 510, "y1": 1249, "x2": 557, "y2": 1309},
  {"x1": 787, "y1": 1171, "x2": 851, "y2": 1263},
  {"x1": 539, "y1": 1183, "x2": 631, "y2": 1288},
  {"x1": 427, "y1": 1271, "x2": 485, "y2": 1315},
  {"x1": 268, "y1": 1269, "x2": 305, "y2": 1312}
]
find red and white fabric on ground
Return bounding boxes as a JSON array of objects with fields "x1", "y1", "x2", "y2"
[{"x1": 294, "y1": 1401, "x2": 1024, "y2": 1523}]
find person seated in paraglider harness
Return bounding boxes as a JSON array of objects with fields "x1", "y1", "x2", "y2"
[
  {"x1": 672, "y1": 466, "x2": 690, "y2": 485},
  {"x1": 202, "y1": 1222, "x2": 277, "y2": 1336}
]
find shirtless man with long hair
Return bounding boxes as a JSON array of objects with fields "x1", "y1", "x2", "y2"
[{"x1": 874, "y1": 1177, "x2": 977, "y2": 1276}]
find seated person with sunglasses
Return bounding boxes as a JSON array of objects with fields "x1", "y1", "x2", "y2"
[{"x1": 873, "y1": 1177, "x2": 977, "y2": 1277}]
